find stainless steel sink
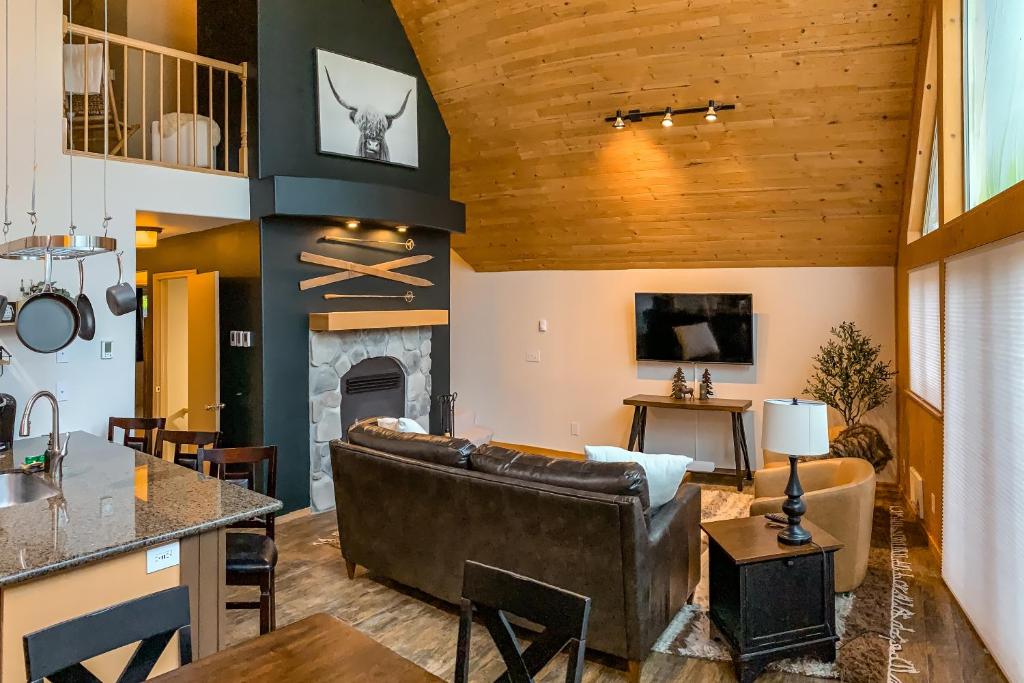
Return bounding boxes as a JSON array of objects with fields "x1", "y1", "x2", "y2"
[{"x1": 0, "y1": 471, "x2": 60, "y2": 508}]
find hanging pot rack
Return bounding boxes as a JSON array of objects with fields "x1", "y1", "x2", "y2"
[{"x1": 0, "y1": 0, "x2": 117, "y2": 262}]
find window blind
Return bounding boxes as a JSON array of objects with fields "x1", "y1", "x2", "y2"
[
  {"x1": 943, "y1": 234, "x2": 1024, "y2": 681},
  {"x1": 908, "y1": 263, "x2": 941, "y2": 410}
]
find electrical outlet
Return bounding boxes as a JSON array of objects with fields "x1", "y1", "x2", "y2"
[
  {"x1": 525, "y1": 350, "x2": 541, "y2": 363},
  {"x1": 570, "y1": 421, "x2": 580, "y2": 436},
  {"x1": 56, "y1": 382, "x2": 69, "y2": 402},
  {"x1": 146, "y1": 541, "x2": 180, "y2": 574},
  {"x1": 56, "y1": 350, "x2": 70, "y2": 364}
]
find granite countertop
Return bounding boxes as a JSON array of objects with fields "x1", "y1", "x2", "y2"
[{"x1": 0, "y1": 431, "x2": 282, "y2": 587}]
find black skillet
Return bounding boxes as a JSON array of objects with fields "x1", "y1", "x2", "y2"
[
  {"x1": 16, "y1": 253, "x2": 81, "y2": 354},
  {"x1": 76, "y1": 259, "x2": 96, "y2": 340}
]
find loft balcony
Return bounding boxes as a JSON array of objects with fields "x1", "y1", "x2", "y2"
[{"x1": 62, "y1": 16, "x2": 248, "y2": 177}]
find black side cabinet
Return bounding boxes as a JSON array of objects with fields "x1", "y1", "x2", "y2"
[{"x1": 701, "y1": 516, "x2": 843, "y2": 683}]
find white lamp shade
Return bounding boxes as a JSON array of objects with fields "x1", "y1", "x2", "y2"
[{"x1": 762, "y1": 399, "x2": 830, "y2": 456}]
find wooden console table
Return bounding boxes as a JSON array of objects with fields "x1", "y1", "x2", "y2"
[{"x1": 623, "y1": 394, "x2": 753, "y2": 490}]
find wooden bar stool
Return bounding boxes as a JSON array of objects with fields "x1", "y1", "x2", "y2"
[
  {"x1": 198, "y1": 445, "x2": 279, "y2": 634},
  {"x1": 107, "y1": 416, "x2": 166, "y2": 455},
  {"x1": 155, "y1": 429, "x2": 220, "y2": 470}
]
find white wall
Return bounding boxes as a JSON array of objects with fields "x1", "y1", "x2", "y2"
[
  {"x1": 451, "y1": 253, "x2": 896, "y2": 472},
  {"x1": 0, "y1": 1, "x2": 247, "y2": 440}
]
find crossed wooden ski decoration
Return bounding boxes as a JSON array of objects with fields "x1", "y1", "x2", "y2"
[{"x1": 298, "y1": 251, "x2": 435, "y2": 294}]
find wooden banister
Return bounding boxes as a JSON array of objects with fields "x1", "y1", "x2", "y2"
[{"x1": 62, "y1": 17, "x2": 248, "y2": 177}]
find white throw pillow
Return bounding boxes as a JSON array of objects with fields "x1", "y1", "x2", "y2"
[
  {"x1": 376, "y1": 417, "x2": 427, "y2": 434},
  {"x1": 585, "y1": 445, "x2": 692, "y2": 508}
]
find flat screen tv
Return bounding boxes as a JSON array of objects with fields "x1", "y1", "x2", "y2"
[{"x1": 635, "y1": 293, "x2": 754, "y2": 364}]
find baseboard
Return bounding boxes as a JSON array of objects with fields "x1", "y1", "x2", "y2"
[
  {"x1": 490, "y1": 441, "x2": 584, "y2": 461},
  {"x1": 898, "y1": 483, "x2": 942, "y2": 563},
  {"x1": 277, "y1": 507, "x2": 313, "y2": 524}
]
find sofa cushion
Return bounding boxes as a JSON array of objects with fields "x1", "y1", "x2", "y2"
[
  {"x1": 585, "y1": 445, "x2": 692, "y2": 509},
  {"x1": 348, "y1": 418, "x2": 475, "y2": 468},
  {"x1": 471, "y1": 444, "x2": 651, "y2": 516}
]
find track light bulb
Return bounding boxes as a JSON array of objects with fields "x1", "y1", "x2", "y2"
[
  {"x1": 613, "y1": 110, "x2": 626, "y2": 130},
  {"x1": 346, "y1": 220, "x2": 360, "y2": 229},
  {"x1": 704, "y1": 100, "x2": 718, "y2": 123},
  {"x1": 396, "y1": 225, "x2": 408, "y2": 233},
  {"x1": 662, "y1": 108, "x2": 674, "y2": 127}
]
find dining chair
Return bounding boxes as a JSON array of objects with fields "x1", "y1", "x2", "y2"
[
  {"x1": 23, "y1": 585, "x2": 192, "y2": 683},
  {"x1": 198, "y1": 445, "x2": 279, "y2": 634},
  {"x1": 155, "y1": 429, "x2": 220, "y2": 470},
  {"x1": 455, "y1": 560, "x2": 591, "y2": 683},
  {"x1": 107, "y1": 416, "x2": 166, "y2": 455}
]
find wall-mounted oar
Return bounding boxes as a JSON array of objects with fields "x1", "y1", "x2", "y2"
[{"x1": 322, "y1": 235, "x2": 415, "y2": 251}]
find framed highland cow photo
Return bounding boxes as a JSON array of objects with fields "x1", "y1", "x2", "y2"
[{"x1": 315, "y1": 49, "x2": 418, "y2": 168}]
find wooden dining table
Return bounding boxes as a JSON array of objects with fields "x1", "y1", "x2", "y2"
[{"x1": 151, "y1": 613, "x2": 444, "y2": 682}]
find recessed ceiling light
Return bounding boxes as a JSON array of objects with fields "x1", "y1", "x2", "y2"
[{"x1": 345, "y1": 220, "x2": 360, "y2": 229}]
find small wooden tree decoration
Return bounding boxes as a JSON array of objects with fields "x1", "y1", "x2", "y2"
[
  {"x1": 699, "y1": 368, "x2": 714, "y2": 400},
  {"x1": 805, "y1": 321, "x2": 895, "y2": 426},
  {"x1": 671, "y1": 367, "x2": 693, "y2": 400}
]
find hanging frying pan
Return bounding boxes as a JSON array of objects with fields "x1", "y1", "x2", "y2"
[
  {"x1": 106, "y1": 251, "x2": 137, "y2": 316},
  {"x1": 76, "y1": 259, "x2": 95, "y2": 340},
  {"x1": 16, "y1": 253, "x2": 81, "y2": 354}
]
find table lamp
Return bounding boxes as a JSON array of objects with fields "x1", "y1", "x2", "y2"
[{"x1": 761, "y1": 398, "x2": 830, "y2": 545}]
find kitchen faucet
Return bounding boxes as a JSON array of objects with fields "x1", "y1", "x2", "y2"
[{"x1": 19, "y1": 391, "x2": 68, "y2": 481}]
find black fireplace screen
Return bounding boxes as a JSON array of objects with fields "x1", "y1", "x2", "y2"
[{"x1": 339, "y1": 357, "x2": 406, "y2": 439}]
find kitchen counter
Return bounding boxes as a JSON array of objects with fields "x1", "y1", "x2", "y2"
[
  {"x1": 0, "y1": 431, "x2": 283, "y2": 681},
  {"x1": 0, "y1": 431, "x2": 281, "y2": 587}
]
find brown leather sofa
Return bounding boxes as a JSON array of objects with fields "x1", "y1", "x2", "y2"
[
  {"x1": 330, "y1": 419, "x2": 701, "y2": 677},
  {"x1": 750, "y1": 457, "x2": 876, "y2": 592}
]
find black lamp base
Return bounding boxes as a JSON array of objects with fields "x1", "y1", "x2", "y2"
[{"x1": 778, "y1": 455, "x2": 813, "y2": 546}]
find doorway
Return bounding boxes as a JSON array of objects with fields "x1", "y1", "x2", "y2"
[{"x1": 145, "y1": 269, "x2": 222, "y2": 433}]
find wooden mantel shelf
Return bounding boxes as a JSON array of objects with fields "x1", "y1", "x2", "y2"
[{"x1": 309, "y1": 310, "x2": 449, "y2": 332}]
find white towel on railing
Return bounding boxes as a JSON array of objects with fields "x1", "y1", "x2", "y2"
[{"x1": 62, "y1": 44, "x2": 105, "y2": 95}]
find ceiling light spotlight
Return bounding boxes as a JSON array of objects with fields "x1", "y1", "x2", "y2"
[
  {"x1": 396, "y1": 225, "x2": 408, "y2": 233},
  {"x1": 345, "y1": 220, "x2": 361, "y2": 229},
  {"x1": 613, "y1": 110, "x2": 626, "y2": 130},
  {"x1": 704, "y1": 100, "x2": 719, "y2": 123},
  {"x1": 662, "y1": 107, "x2": 674, "y2": 127}
]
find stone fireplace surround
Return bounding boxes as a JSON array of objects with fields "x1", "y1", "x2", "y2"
[{"x1": 308, "y1": 326, "x2": 433, "y2": 512}]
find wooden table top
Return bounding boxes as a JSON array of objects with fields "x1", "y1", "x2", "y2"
[
  {"x1": 701, "y1": 516, "x2": 843, "y2": 564},
  {"x1": 624, "y1": 394, "x2": 753, "y2": 412},
  {"x1": 151, "y1": 613, "x2": 444, "y2": 682}
]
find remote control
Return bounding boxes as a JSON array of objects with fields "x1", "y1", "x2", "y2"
[{"x1": 764, "y1": 513, "x2": 789, "y2": 525}]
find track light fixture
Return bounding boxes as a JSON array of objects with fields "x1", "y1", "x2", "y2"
[
  {"x1": 345, "y1": 219, "x2": 361, "y2": 229},
  {"x1": 604, "y1": 100, "x2": 735, "y2": 129},
  {"x1": 704, "y1": 100, "x2": 719, "y2": 122}
]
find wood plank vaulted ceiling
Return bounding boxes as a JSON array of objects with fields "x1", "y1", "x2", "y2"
[{"x1": 393, "y1": 0, "x2": 924, "y2": 271}]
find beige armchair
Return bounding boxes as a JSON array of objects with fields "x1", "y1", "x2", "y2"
[{"x1": 750, "y1": 458, "x2": 876, "y2": 592}]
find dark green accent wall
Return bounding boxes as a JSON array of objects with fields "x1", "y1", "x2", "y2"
[
  {"x1": 200, "y1": 0, "x2": 455, "y2": 513},
  {"x1": 136, "y1": 222, "x2": 264, "y2": 449}
]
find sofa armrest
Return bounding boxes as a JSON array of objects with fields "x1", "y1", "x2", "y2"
[{"x1": 649, "y1": 483, "x2": 701, "y2": 599}]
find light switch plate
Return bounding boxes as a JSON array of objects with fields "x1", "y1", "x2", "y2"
[
  {"x1": 146, "y1": 541, "x2": 180, "y2": 574},
  {"x1": 100, "y1": 340, "x2": 113, "y2": 359},
  {"x1": 56, "y1": 382, "x2": 69, "y2": 402},
  {"x1": 526, "y1": 350, "x2": 541, "y2": 363},
  {"x1": 56, "y1": 350, "x2": 70, "y2": 364}
]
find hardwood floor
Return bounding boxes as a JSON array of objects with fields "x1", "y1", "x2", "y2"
[{"x1": 225, "y1": 492, "x2": 1005, "y2": 682}]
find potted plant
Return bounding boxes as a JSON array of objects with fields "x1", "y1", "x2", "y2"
[{"x1": 805, "y1": 321, "x2": 896, "y2": 471}]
